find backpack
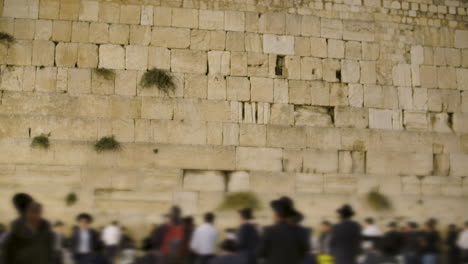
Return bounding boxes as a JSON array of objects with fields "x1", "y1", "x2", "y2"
[{"x1": 161, "y1": 223, "x2": 185, "y2": 262}]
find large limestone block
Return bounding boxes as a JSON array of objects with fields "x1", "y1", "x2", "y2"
[
  {"x1": 151, "y1": 27, "x2": 190, "y2": 48},
  {"x1": 301, "y1": 16, "x2": 320, "y2": 37},
  {"x1": 148, "y1": 47, "x2": 170, "y2": 70},
  {"x1": 322, "y1": 59, "x2": 341, "y2": 82},
  {"x1": 250, "y1": 171, "x2": 295, "y2": 193},
  {"x1": 91, "y1": 71, "x2": 114, "y2": 95},
  {"x1": 35, "y1": 67, "x2": 56, "y2": 92},
  {"x1": 208, "y1": 51, "x2": 230, "y2": 75},
  {"x1": 303, "y1": 149, "x2": 338, "y2": 174},
  {"x1": 362, "y1": 42, "x2": 379, "y2": 61},
  {"x1": 324, "y1": 175, "x2": 357, "y2": 194},
  {"x1": 3, "y1": 0, "x2": 38, "y2": 19},
  {"x1": 99, "y1": 44, "x2": 125, "y2": 69},
  {"x1": 334, "y1": 106, "x2": 368, "y2": 128},
  {"x1": 120, "y1": 5, "x2": 140, "y2": 25},
  {"x1": 207, "y1": 75, "x2": 226, "y2": 100},
  {"x1": 263, "y1": 34, "x2": 294, "y2": 55},
  {"x1": 226, "y1": 31, "x2": 245, "y2": 52},
  {"x1": 79, "y1": 0, "x2": 98, "y2": 21},
  {"x1": 259, "y1": 12, "x2": 285, "y2": 34},
  {"x1": 239, "y1": 124, "x2": 266, "y2": 147},
  {"x1": 236, "y1": 147, "x2": 283, "y2": 171},
  {"x1": 368, "y1": 108, "x2": 393, "y2": 130},
  {"x1": 430, "y1": 113, "x2": 452, "y2": 133},
  {"x1": 453, "y1": 113, "x2": 468, "y2": 133},
  {"x1": 71, "y1": 21, "x2": 89, "y2": 43},
  {"x1": 247, "y1": 53, "x2": 268, "y2": 76},
  {"x1": 52, "y1": 21, "x2": 71, "y2": 42},
  {"x1": 137, "y1": 168, "x2": 182, "y2": 192},
  {"x1": 109, "y1": 24, "x2": 129, "y2": 44},
  {"x1": 367, "y1": 151, "x2": 433, "y2": 176},
  {"x1": 427, "y1": 89, "x2": 460, "y2": 112},
  {"x1": 67, "y1": 68, "x2": 91, "y2": 95},
  {"x1": 321, "y1": 18, "x2": 342, "y2": 39},
  {"x1": 141, "y1": 6, "x2": 153, "y2": 26},
  {"x1": 455, "y1": 30, "x2": 468, "y2": 48},
  {"x1": 34, "y1": 20, "x2": 52, "y2": 40},
  {"x1": 172, "y1": 8, "x2": 198, "y2": 28},
  {"x1": 360, "y1": 61, "x2": 376, "y2": 84},
  {"x1": 328, "y1": 39, "x2": 344, "y2": 59},
  {"x1": 349, "y1": 84, "x2": 363, "y2": 107},
  {"x1": 411, "y1": 46, "x2": 424, "y2": 65},
  {"x1": 420, "y1": 65, "x2": 437, "y2": 88},
  {"x1": 199, "y1": 10, "x2": 224, "y2": 30},
  {"x1": 153, "y1": 7, "x2": 171, "y2": 26},
  {"x1": 363, "y1": 85, "x2": 398, "y2": 109},
  {"x1": 7, "y1": 40, "x2": 32, "y2": 65},
  {"x1": 39, "y1": 0, "x2": 59, "y2": 19},
  {"x1": 310, "y1": 81, "x2": 330, "y2": 106},
  {"x1": 183, "y1": 170, "x2": 225, "y2": 191},
  {"x1": 230, "y1": 52, "x2": 247, "y2": 76},
  {"x1": 13, "y1": 19, "x2": 35, "y2": 40},
  {"x1": 456, "y1": 68, "x2": 468, "y2": 90},
  {"x1": 392, "y1": 64, "x2": 412, "y2": 86},
  {"x1": 289, "y1": 80, "x2": 311, "y2": 104},
  {"x1": 449, "y1": 153, "x2": 468, "y2": 177},
  {"x1": 55, "y1": 42, "x2": 78, "y2": 67},
  {"x1": 301, "y1": 57, "x2": 322, "y2": 80},
  {"x1": 171, "y1": 50, "x2": 207, "y2": 74},
  {"x1": 226, "y1": 76, "x2": 250, "y2": 101},
  {"x1": 32, "y1": 40, "x2": 55, "y2": 66},
  {"x1": 153, "y1": 120, "x2": 206, "y2": 145},
  {"x1": 227, "y1": 171, "x2": 250, "y2": 191},
  {"x1": 129, "y1": 25, "x2": 151, "y2": 45},
  {"x1": 285, "y1": 14, "x2": 301, "y2": 36},
  {"x1": 270, "y1": 103, "x2": 294, "y2": 126},
  {"x1": 343, "y1": 20, "x2": 374, "y2": 42},
  {"x1": 341, "y1": 60, "x2": 360, "y2": 83},
  {"x1": 125, "y1": 45, "x2": 148, "y2": 70},
  {"x1": 98, "y1": 2, "x2": 119, "y2": 23},
  {"x1": 295, "y1": 173, "x2": 323, "y2": 193},
  {"x1": 184, "y1": 74, "x2": 207, "y2": 99},
  {"x1": 89, "y1": 22, "x2": 109, "y2": 44},
  {"x1": 266, "y1": 125, "x2": 306, "y2": 148},
  {"x1": 404, "y1": 111, "x2": 428, "y2": 131},
  {"x1": 115, "y1": 70, "x2": 136, "y2": 96},
  {"x1": 310, "y1": 37, "x2": 327, "y2": 58},
  {"x1": 77, "y1": 43, "x2": 98, "y2": 68},
  {"x1": 141, "y1": 97, "x2": 173, "y2": 120},
  {"x1": 345, "y1": 41, "x2": 361, "y2": 60},
  {"x1": 250, "y1": 77, "x2": 273, "y2": 102},
  {"x1": 294, "y1": 106, "x2": 333, "y2": 127},
  {"x1": 223, "y1": 123, "x2": 239, "y2": 146},
  {"x1": 437, "y1": 67, "x2": 457, "y2": 89},
  {"x1": 225, "y1": 11, "x2": 245, "y2": 32}
]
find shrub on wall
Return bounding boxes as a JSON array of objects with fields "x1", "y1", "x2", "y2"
[
  {"x1": 140, "y1": 68, "x2": 175, "y2": 95},
  {"x1": 94, "y1": 136, "x2": 121, "y2": 153},
  {"x1": 218, "y1": 191, "x2": 261, "y2": 211},
  {"x1": 31, "y1": 133, "x2": 51, "y2": 150},
  {"x1": 0, "y1": 32, "x2": 14, "y2": 45},
  {"x1": 366, "y1": 189, "x2": 392, "y2": 211},
  {"x1": 65, "y1": 192, "x2": 78, "y2": 206},
  {"x1": 94, "y1": 68, "x2": 116, "y2": 80}
]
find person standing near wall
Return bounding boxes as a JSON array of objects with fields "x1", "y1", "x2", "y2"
[
  {"x1": 445, "y1": 224, "x2": 460, "y2": 264},
  {"x1": 237, "y1": 208, "x2": 259, "y2": 264},
  {"x1": 190, "y1": 212, "x2": 218, "y2": 264},
  {"x1": 402, "y1": 222, "x2": 423, "y2": 264},
  {"x1": 101, "y1": 221, "x2": 122, "y2": 263},
  {"x1": 457, "y1": 222, "x2": 468, "y2": 264},
  {"x1": 329, "y1": 205, "x2": 362, "y2": 264},
  {"x1": 420, "y1": 218, "x2": 441, "y2": 264},
  {"x1": 71, "y1": 213, "x2": 101, "y2": 264}
]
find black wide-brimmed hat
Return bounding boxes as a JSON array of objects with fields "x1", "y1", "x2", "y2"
[
  {"x1": 337, "y1": 204, "x2": 355, "y2": 218},
  {"x1": 291, "y1": 209, "x2": 304, "y2": 224},
  {"x1": 270, "y1": 198, "x2": 295, "y2": 218},
  {"x1": 239, "y1": 208, "x2": 254, "y2": 220},
  {"x1": 76, "y1": 213, "x2": 93, "y2": 223}
]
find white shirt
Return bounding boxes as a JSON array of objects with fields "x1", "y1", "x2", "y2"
[
  {"x1": 190, "y1": 223, "x2": 218, "y2": 255},
  {"x1": 362, "y1": 225, "x2": 383, "y2": 249},
  {"x1": 78, "y1": 229, "x2": 91, "y2": 253},
  {"x1": 457, "y1": 229, "x2": 468, "y2": 249},
  {"x1": 101, "y1": 225, "x2": 121, "y2": 246}
]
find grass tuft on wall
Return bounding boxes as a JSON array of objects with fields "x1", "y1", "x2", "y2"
[
  {"x1": 31, "y1": 134, "x2": 51, "y2": 150},
  {"x1": 218, "y1": 191, "x2": 261, "y2": 211},
  {"x1": 94, "y1": 68, "x2": 116, "y2": 80},
  {"x1": 366, "y1": 189, "x2": 392, "y2": 211},
  {"x1": 140, "y1": 68, "x2": 176, "y2": 95},
  {"x1": 0, "y1": 32, "x2": 15, "y2": 45},
  {"x1": 65, "y1": 192, "x2": 78, "y2": 206},
  {"x1": 94, "y1": 136, "x2": 121, "y2": 153}
]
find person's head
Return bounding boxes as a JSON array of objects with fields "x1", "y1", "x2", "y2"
[
  {"x1": 387, "y1": 221, "x2": 398, "y2": 231},
  {"x1": 447, "y1": 224, "x2": 457, "y2": 232},
  {"x1": 12, "y1": 193, "x2": 34, "y2": 216},
  {"x1": 321, "y1": 221, "x2": 332, "y2": 233},
  {"x1": 407, "y1": 222, "x2": 418, "y2": 231},
  {"x1": 270, "y1": 198, "x2": 295, "y2": 222},
  {"x1": 25, "y1": 202, "x2": 43, "y2": 224},
  {"x1": 111, "y1": 220, "x2": 119, "y2": 226},
  {"x1": 239, "y1": 208, "x2": 254, "y2": 222},
  {"x1": 183, "y1": 216, "x2": 194, "y2": 226},
  {"x1": 220, "y1": 239, "x2": 238, "y2": 255},
  {"x1": 76, "y1": 213, "x2": 93, "y2": 229},
  {"x1": 337, "y1": 204, "x2": 355, "y2": 220},
  {"x1": 53, "y1": 221, "x2": 64, "y2": 233},
  {"x1": 426, "y1": 218, "x2": 437, "y2": 231},
  {"x1": 364, "y1": 217, "x2": 374, "y2": 226},
  {"x1": 169, "y1": 206, "x2": 182, "y2": 222},
  {"x1": 204, "y1": 212, "x2": 215, "y2": 224}
]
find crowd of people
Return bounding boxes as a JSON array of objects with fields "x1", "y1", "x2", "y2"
[{"x1": 0, "y1": 192, "x2": 468, "y2": 264}]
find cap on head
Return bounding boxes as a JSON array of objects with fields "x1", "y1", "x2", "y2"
[
  {"x1": 204, "y1": 212, "x2": 215, "y2": 223},
  {"x1": 270, "y1": 198, "x2": 295, "y2": 219},
  {"x1": 12, "y1": 193, "x2": 34, "y2": 215},
  {"x1": 239, "y1": 208, "x2": 254, "y2": 220},
  {"x1": 337, "y1": 204, "x2": 355, "y2": 219}
]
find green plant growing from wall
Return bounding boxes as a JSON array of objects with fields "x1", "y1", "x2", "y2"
[
  {"x1": 218, "y1": 191, "x2": 261, "y2": 211},
  {"x1": 94, "y1": 68, "x2": 116, "y2": 80},
  {"x1": 0, "y1": 32, "x2": 15, "y2": 45},
  {"x1": 31, "y1": 133, "x2": 51, "y2": 150},
  {"x1": 366, "y1": 188, "x2": 392, "y2": 211},
  {"x1": 140, "y1": 68, "x2": 175, "y2": 95},
  {"x1": 65, "y1": 192, "x2": 78, "y2": 206},
  {"x1": 94, "y1": 136, "x2": 121, "y2": 153}
]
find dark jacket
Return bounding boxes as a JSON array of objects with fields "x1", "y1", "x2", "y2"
[
  {"x1": 70, "y1": 228, "x2": 101, "y2": 255},
  {"x1": 209, "y1": 255, "x2": 246, "y2": 264},
  {"x1": 238, "y1": 223, "x2": 259, "y2": 264},
  {"x1": 258, "y1": 222, "x2": 309, "y2": 264},
  {"x1": 2, "y1": 218, "x2": 54, "y2": 264},
  {"x1": 446, "y1": 230, "x2": 460, "y2": 264},
  {"x1": 330, "y1": 219, "x2": 362, "y2": 264},
  {"x1": 402, "y1": 231, "x2": 424, "y2": 254},
  {"x1": 420, "y1": 230, "x2": 441, "y2": 254}
]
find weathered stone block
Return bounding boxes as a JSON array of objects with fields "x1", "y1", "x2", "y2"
[
  {"x1": 3, "y1": 0, "x2": 38, "y2": 19},
  {"x1": 120, "y1": 5, "x2": 140, "y2": 24},
  {"x1": 362, "y1": 42, "x2": 379, "y2": 60},
  {"x1": 125, "y1": 45, "x2": 148, "y2": 71},
  {"x1": 345, "y1": 41, "x2": 361, "y2": 60},
  {"x1": 199, "y1": 10, "x2": 224, "y2": 30},
  {"x1": 303, "y1": 149, "x2": 338, "y2": 174},
  {"x1": 129, "y1": 25, "x2": 151, "y2": 45},
  {"x1": 152, "y1": 27, "x2": 190, "y2": 48},
  {"x1": 404, "y1": 111, "x2": 428, "y2": 131},
  {"x1": 453, "y1": 113, "x2": 468, "y2": 133},
  {"x1": 322, "y1": 59, "x2": 341, "y2": 82},
  {"x1": 7, "y1": 40, "x2": 32, "y2": 65},
  {"x1": 236, "y1": 147, "x2": 283, "y2": 171},
  {"x1": 172, "y1": 8, "x2": 198, "y2": 28},
  {"x1": 437, "y1": 67, "x2": 457, "y2": 89},
  {"x1": 450, "y1": 153, "x2": 468, "y2": 177},
  {"x1": 296, "y1": 173, "x2": 323, "y2": 193},
  {"x1": 392, "y1": 64, "x2": 412, "y2": 86},
  {"x1": 227, "y1": 171, "x2": 250, "y2": 191},
  {"x1": 270, "y1": 103, "x2": 294, "y2": 125},
  {"x1": 328, "y1": 39, "x2": 345, "y2": 59},
  {"x1": 343, "y1": 20, "x2": 374, "y2": 42},
  {"x1": 230, "y1": 52, "x2": 247, "y2": 76},
  {"x1": 369, "y1": 108, "x2": 393, "y2": 130},
  {"x1": 207, "y1": 76, "x2": 226, "y2": 100},
  {"x1": 301, "y1": 57, "x2": 322, "y2": 80},
  {"x1": 77, "y1": 43, "x2": 98, "y2": 68},
  {"x1": 226, "y1": 76, "x2": 250, "y2": 101},
  {"x1": 91, "y1": 70, "x2": 114, "y2": 95},
  {"x1": 89, "y1": 22, "x2": 108, "y2": 44},
  {"x1": 34, "y1": 20, "x2": 52, "y2": 40},
  {"x1": 208, "y1": 51, "x2": 230, "y2": 75},
  {"x1": 141, "y1": 6, "x2": 153, "y2": 26},
  {"x1": 430, "y1": 113, "x2": 452, "y2": 133},
  {"x1": 153, "y1": 7, "x2": 171, "y2": 26},
  {"x1": 79, "y1": 0, "x2": 98, "y2": 21},
  {"x1": 226, "y1": 31, "x2": 245, "y2": 52},
  {"x1": 148, "y1": 47, "x2": 170, "y2": 70},
  {"x1": 171, "y1": 50, "x2": 207, "y2": 74},
  {"x1": 427, "y1": 89, "x2": 460, "y2": 112},
  {"x1": 321, "y1": 18, "x2": 342, "y2": 39},
  {"x1": 289, "y1": 80, "x2": 311, "y2": 105},
  {"x1": 67, "y1": 68, "x2": 91, "y2": 95},
  {"x1": 32, "y1": 40, "x2": 54, "y2": 66},
  {"x1": 455, "y1": 30, "x2": 468, "y2": 48},
  {"x1": 35, "y1": 67, "x2": 56, "y2": 92},
  {"x1": 263, "y1": 34, "x2": 294, "y2": 55},
  {"x1": 420, "y1": 65, "x2": 437, "y2": 88},
  {"x1": 367, "y1": 151, "x2": 433, "y2": 176},
  {"x1": 294, "y1": 106, "x2": 333, "y2": 127},
  {"x1": 341, "y1": 60, "x2": 360, "y2": 83},
  {"x1": 39, "y1": 0, "x2": 59, "y2": 19},
  {"x1": 98, "y1": 2, "x2": 119, "y2": 23},
  {"x1": 360, "y1": 61, "x2": 376, "y2": 84},
  {"x1": 184, "y1": 170, "x2": 225, "y2": 191},
  {"x1": 301, "y1": 15, "x2": 320, "y2": 37},
  {"x1": 250, "y1": 77, "x2": 273, "y2": 102},
  {"x1": 310, "y1": 37, "x2": 327, "y2": 58},
  {"x1": 239, "y1": 124, "x2": 266, "y2": 147},
  {"x1": 266, "y1": 125, "x2": 306, "y2": 148},
  {"x1": 335, "y1": 106, "x2": 368, "y2": 128},
  {"x1": 223, "y1": 123, "x2": 239, "y2": 146},
  {"x1": 13, "y1": 19, "x2": 35, "y2": 40},
  {"x1": 99, "y1": 44, "x2": 125, "y2": 69},
  {"x1": 71, "y1": 21, "x2": 89, "y2": 43},
  {"x1": 259, "y1": 12, "x2": 285, "y2": 34},
  {"x1": 109, "y1": 24, "x2": 129, "y2": 44},
  {"x1": 55, "y1": 42, "x2": 77, "y2": 67},
  {"x1": 225, "y1": 11, "x2": 245, "y2": 32}
]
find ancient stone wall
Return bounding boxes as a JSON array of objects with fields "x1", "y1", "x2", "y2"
[{"x1": 0, "y1": 0, "x2": 467, "y2": 237}]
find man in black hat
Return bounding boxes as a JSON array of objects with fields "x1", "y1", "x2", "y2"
[
  {"x1": 258, "y1": 198, "x2": 308, "y2": 264},
  {"x1": 330, "y1": 204, "x2": 362, "y2": 264},
  {"x1": 70, "y1": 213, "x2": 101, "y2": 264},
  {"x1": 237, "y1": 208, "x2": 259, "y2": 264}
]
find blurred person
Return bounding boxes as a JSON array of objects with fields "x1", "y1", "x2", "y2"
[
  {"x1": 184, "y1": 216, "x2": 196, "y2": 264},
  {"x1": 102, "y1": 220, "x2": 122, "y2": 263},
  {"x1": 209, "y1": 239, "x2": 246, "y2": 264},
  {"x1": 237, "y1": 208, "x2": 259, "y2": 264},
  {"x1": 151, "y1": 213, "x2": 172, "y2": 251},
  {"x1": 52, "y1": 221, "x2": 67, "y2": 264},
  {"x1": 0, "y1": 223, "x2": 7, "y2": 260},
  {"x1": 362, "y1": 234, "x2": 400, "y2": 264},
  {"x1": 142, "y1": 223, "x2": 158, "y2": 251},
  {"x1": 120, "y1": 227, "x2": 137, "y2": 264},
  {"x1": 159, "y1": 206, "x2": 188, "y2": 264},
  {"x1": 457, "y1": 221, "x2": 468, "y2": 264},
  {"x1": 71, "y1": 213, "x2": 101, "y2": 264},
  {"x1": 258, "y1": 198, "x2": 308, "y2": 264},
  {"x1": 317, "y1": 221, "x2": 334, "y2": 264},
  {"x1": 445, "y1": 224, "x2": 460, "y2": 264},
  {"x1": 190, "y1": 212, "x2": 218, "y2": 264},
  {"x1": 402, "y1": 222, "x2": 423, "y2": 264},
  {"x1": 361, "y1": 218, "x2": 383, "y2": 250},
  {"x1": 2, "y1": 201, "x2": 54, "y2": 264},
  {"x1": 329, "y1": 204, "x2": 361, "y2": 264},
  {"x1": 420, "y1": 218, "x2": 441, "y2": 264}
]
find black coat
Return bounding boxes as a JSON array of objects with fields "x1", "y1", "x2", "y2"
[
  {"x1": 258, "y1": 222, "x2": 309, "y2": 264},
  {"x1": 209, "y1": 255, "x2": 246, "y2": 264},
  {"x1": 238, "y1": 223, "x2": 259, "y2": 264},
  {"x1": 70, "y1": 228, "x2": 101, "y2": 255},
  {"x1": 1, "y1": 218, "x2": 54, "y2": 264},
  {"x1": 330, "y1": 219, "x2": 362, "y2": 264}
]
